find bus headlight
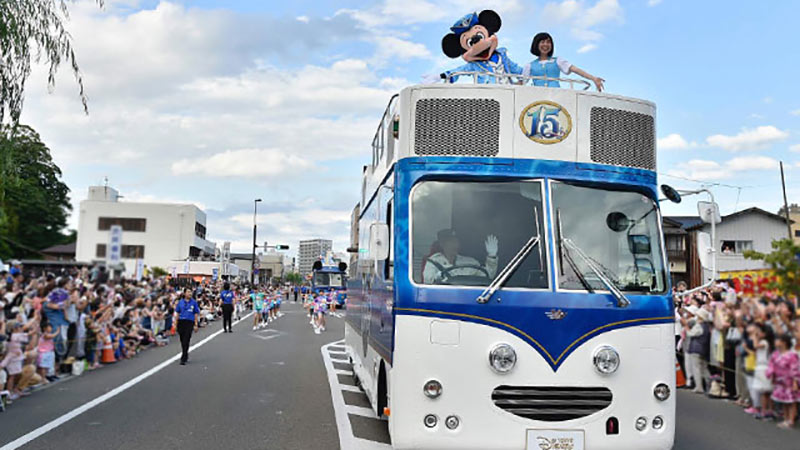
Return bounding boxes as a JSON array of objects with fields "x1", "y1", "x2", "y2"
[
  {"x1": 423, "y1": 380, "x2": 442, "y2": 398},
  {"x1": 489, "y1": 344, "x2": 517, "y2": 373},
  {"x1": 635, "y1": 416, "x2": 648, "y2": 431},
  {"x1": 592, "y1": 346, "x2": 620, "y2": 374},
  {"x1": 652, "y1": 416, "x2": 664, "y2": 430},
  {"x1": 653, "y1": 383, "x2": 670, "y2": 401}
]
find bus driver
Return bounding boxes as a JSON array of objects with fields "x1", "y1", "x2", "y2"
[{"x1": 423, "y1": 229, "x2": 499, "y2": 284}]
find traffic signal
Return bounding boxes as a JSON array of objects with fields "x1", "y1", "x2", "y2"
[{"x1": 276, "y1": 245, "x2": 289, "y2": 250}]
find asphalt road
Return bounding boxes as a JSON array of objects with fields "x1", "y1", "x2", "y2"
[{"x1": 1, "y1": 302, "x2": 798, "y2": 450}]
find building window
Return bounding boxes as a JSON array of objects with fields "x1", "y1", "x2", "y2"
[
  {"x1": 795, "y1": 230, "x2": 800, "y2": 238},
  {"x1": 98, "y1": 217, "x2": 147, "y2": 232},
  {"x1": 721, "y1": 240, "x2": 752, "y2": 255},
  {"x1": 96, "y1": 244, "x2": 144, "y2": 258},
  {"x1": 195, "y1": 222, "x2": 206, "y2": 239},
  {"x1": 121, "y1": 245, "x2": 145, "y2": 258},
  {"x1": 666, "y1": 235, "x2": 685, "y2": 251}
]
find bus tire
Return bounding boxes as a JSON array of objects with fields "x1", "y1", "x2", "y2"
[{"x1": 377, "y1": 362, "x2": 388, "y2": 419}]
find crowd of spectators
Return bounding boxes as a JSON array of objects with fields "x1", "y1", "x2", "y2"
[
  {"x1": 0, "y1": 261, "x2": 239, "y2": 410},
  {"x1": 675, "y1": 280, "x2": 800, "y2": 430}
]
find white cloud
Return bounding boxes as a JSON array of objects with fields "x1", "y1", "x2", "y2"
[
  {"x1": 762, "y1": 97, "x2": 773, "y2": 104},
  {"x1": 541, "y1": 0, "x2": 623, "y2": 43},
  {"x1": 338, "y1": 0, "x2": 523, "y2": 28},
  {"x1": 726, "y1": 156, "x2": 779, "y2": 171},
  {"x1": 791, "y1": 144, "x2": 800, "y2": 153},
  {"x1": 17, "y1": 1, "x2": 402, "y2": 257},
  {"x1": 669, "y1": 155, "x2": 780, "y2": 181},
  {"x1": 577, "y1": 43, "x2": 597, "y2": 53},
  {"x1": 658, "y1": 133, "x2": 696, "y2": 150},
  {"x1": 296, "y1": 15, "x2": 309, "y2": 23},
  {"x1": 371, "y1": 36, "x2": 432, "y2": 63},
  {"x1": 171, "y1": 149, "x2": 313, "y2": 178},
  {"x1": 791, "y1": 109, "x2": 800, "y2": 116},
  {"x1": 705, "y1": 126, "x2": 789, "y2": 151},
  {"x1": 670, "y1": 159, "x2": 728, "y2": 180},
  {"x1": 648, "y1": 0, "x2": 662, "y2": 6}
]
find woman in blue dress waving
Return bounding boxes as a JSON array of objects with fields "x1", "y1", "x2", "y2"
[{"x1": 523, "y1": 32, "x2": 605, "y2": 91}]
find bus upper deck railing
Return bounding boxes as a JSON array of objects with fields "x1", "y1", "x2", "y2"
[{"x1": 440, "y1": 71, "x2": 592, "y2": 90}]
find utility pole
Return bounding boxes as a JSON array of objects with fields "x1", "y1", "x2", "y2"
[
  {"x1": 251, "y1": 198, "x2": 262, "y2": 286},
  {"x1": 780, "y1": 162, "x2": 792, "y2": 239}
]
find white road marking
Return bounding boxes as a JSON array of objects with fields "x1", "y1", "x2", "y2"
[
  {"x1": 0, "y1": 312, "x2": 254, "y2": 450},
  {"x1": 321, "y1": 340, "x2": 392, "y2": 450},
  {"x1": 252, "y1": 329, "x2": 286, "y2": 341},
  {"x1": 346, "y1": 405, "x2": 379, "y2": 418}
]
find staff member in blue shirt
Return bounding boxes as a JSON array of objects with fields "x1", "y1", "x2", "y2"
[
  {"x1": 175, "y1": 288, "x2": 200, "y2": 365},
  {"x1": 220, "y1": 282, "x2": 235, "y2": 333}
]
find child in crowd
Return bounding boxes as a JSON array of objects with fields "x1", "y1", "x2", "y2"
[
  {"x1": 314, "y1": 293, "x2": 327, "y2": 334},
  {"x1": 745, "y1": 323, "x2": 775, "y2": 419},
  {"x1": 37, "y1": 323, "x2": 58, "y2": 383},
  {"x1": 252, "y1": 291, "x2": 263, "y2": 331},
  {"x1": 767, "y1": 334, "x2": 800, "y2": 429}
]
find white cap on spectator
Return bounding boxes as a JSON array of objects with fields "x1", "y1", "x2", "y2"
[{"x1": 695, "y1": 307, "x2": 711, "y2": 322}]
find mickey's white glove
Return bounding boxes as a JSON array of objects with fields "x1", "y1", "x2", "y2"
[
  {"x1": 485, "y1": 235, "x2": 498, "y2": 258},
  {"x1": 421, "y1": 73, "x2": 444, "y2": 84}
]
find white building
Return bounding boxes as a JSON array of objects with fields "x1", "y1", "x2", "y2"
[
  {"x1": 689, "y1": 207, "x2": 791, "y2": 273},
  {"x1": 297, "y1": 238, "x2": 332, "y2": 275},
  {"x1": 75, "y1": 185, "x2": 215, "y2": 275}
]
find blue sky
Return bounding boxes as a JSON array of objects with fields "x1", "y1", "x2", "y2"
[{"x1": 18, "y1": 0, "x2": 800, "y2": 256}]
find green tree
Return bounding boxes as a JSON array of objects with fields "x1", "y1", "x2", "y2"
[
  {"x1": 744, "y1": 238, "x2": 800, "y2": 299},
  {"x1": 285, "y1": 271, "x2": 303, "y2": 285},
  {"x1": 1, "y1": 0, "x2": 103, "y2": 125},
  {"x1": 0, "y1": 124, "x2": 72, "y2": 259},
  {"x1": 151, "y1": 266, "x2": 168, "y2": 278}
]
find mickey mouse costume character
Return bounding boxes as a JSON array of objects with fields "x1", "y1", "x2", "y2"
[{"x1": 439, "y1": 10, "x2": 523, "y2": 84}]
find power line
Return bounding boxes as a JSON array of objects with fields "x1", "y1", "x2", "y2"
[{"x1": 657, "y1": 172, "x2": 753, "y2": 190}]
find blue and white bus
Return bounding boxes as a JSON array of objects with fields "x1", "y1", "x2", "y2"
[
  {"x1": 312, "y1": 260, "x2": 348, "y2": 307},
  {"x1": 346, "y1": 74, "x2": 676, "y2": 449}
]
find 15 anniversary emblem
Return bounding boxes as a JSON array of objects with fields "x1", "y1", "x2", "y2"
[{"x1": 519, "y1": 101, "x2": 572, "y2": 144}]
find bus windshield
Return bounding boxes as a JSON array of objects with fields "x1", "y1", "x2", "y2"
[
  {"x1": 552, "y1": 181, "x2": 666, "y2": 294},
  {"x1": 412, "y1": 180, "x2": 548, "y2": 289},
  {"x1": 314, "y1": 272, "x2": 344, "y2": 288}
]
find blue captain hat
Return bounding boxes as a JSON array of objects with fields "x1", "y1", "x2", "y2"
[{"x1": 450, "y1": 12, "x2": 479, "y2": 35}]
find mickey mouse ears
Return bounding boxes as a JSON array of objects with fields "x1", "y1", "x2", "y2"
[{"x1": 450, "y1": 12, "x2": 479, "y2": 35}]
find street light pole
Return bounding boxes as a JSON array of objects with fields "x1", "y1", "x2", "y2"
[{"x1": 251, "y1": 198, "x2": 262, "y2": 286}]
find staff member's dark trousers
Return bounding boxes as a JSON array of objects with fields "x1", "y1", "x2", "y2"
[
  {"x1": 177, "y1": 319, "x2": 194, "y2": 363},
  {"x1": 222, "y1": 304, "x2": 234, "y2": 332}
]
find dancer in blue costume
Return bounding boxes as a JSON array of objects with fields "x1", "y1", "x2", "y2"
[
  {"x1": 438, "y1": 10, "x2": 523, "y2": 84},
  {"x1": 523, "y1": 32, "x2": 605, "y2": 91}
]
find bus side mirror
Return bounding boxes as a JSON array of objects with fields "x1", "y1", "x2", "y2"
[
  {"x1": 697, "y1": 232, "x2": 713, "y2": 270},
  {"x1": 369, "y1": 223, "x2": 390, "y2": 261},
  {"x1": 313, "y1": 261, "x2": 323, "y2": 271},
  {"x1": 338, "y1": 262, "x2": 348, "y2": 272},
  {"x1": 698, "y1": 201, "x2": 721, "y2": 224},
  {"x1": 661, "y1": 185, "x2": 681, "y2": 203}
]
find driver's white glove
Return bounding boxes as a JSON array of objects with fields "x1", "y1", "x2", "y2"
[{"x1": 485, "y1": 235, "x2": 498, "y2": 258}]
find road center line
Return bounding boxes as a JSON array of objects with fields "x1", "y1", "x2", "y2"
[{"x1": 0, "y1": 312, "x2": 254, "y2": 450}]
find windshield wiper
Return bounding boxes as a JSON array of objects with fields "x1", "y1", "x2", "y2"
[
  {"x1": 477, "y1": 207, "x2": 543, "y2": 304},
  {"x1": 556, "y1": 209, "x2": 594, "y2": 294},
  {"x1": 561, "y1": 236, "x2": 631, "y2": 308}
]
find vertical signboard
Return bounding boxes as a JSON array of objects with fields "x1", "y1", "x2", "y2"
[
  {"x1": 135, "y1": 259, "x2": 144, "y2": 281},
  {"x1": 108, "y1": 225, "x2": 123, "y2": 265}
]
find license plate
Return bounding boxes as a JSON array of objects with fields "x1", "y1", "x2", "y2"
[{"x1": 526, "y1": 429, "x2": 585, "y2": 450}]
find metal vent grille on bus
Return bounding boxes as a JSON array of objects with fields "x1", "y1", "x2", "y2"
[
  {"x1": 414, "y1": 98, "x2": 500, "y2": 156},
  {"x1": 590, "y1": 107, "x2": 655, "y2": 170},
  {"x1": 492, "y1": 386, "x2": 613, "y2": 422}
]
